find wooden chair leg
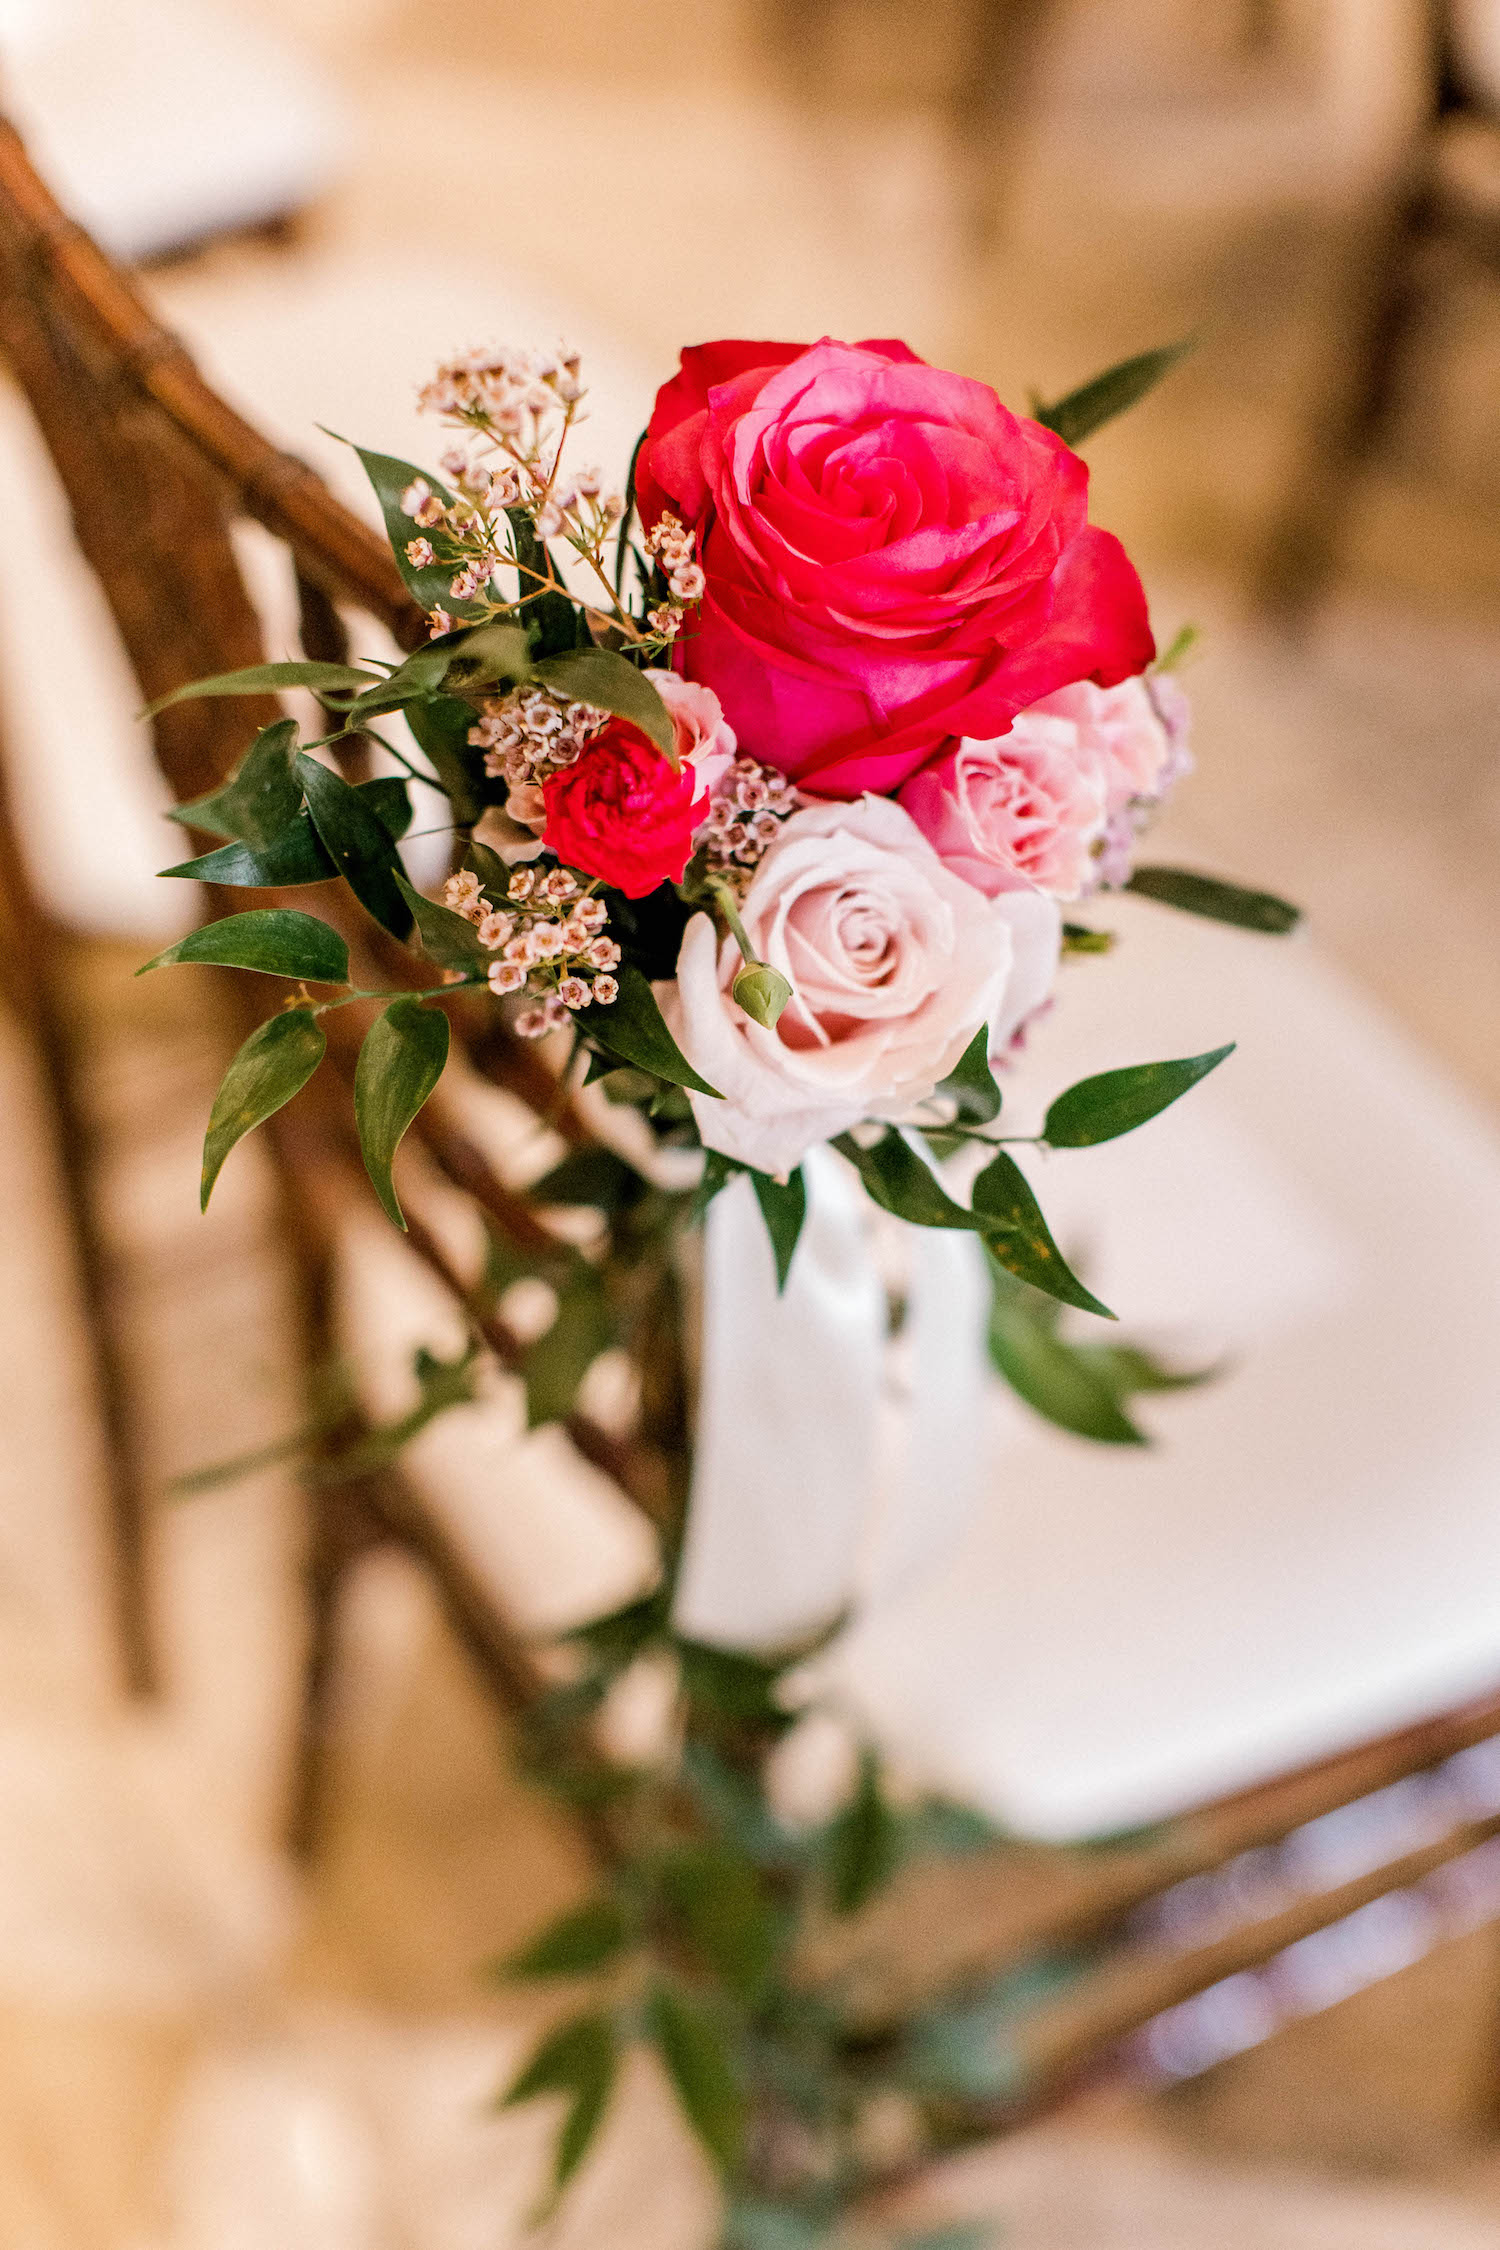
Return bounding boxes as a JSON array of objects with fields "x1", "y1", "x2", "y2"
[
  {"x1": 285, "y1": 1481, "x2": 386, "y2": 1864},
  {"x1": 0, "y1": 739, "x2": 156, "y2": 1696},
  {"x1": 1254, "y1": 194, "x2": 1433, "y2": 622},
  {"x1": 952, "y1": 0, "x2": 1057, "y2": 249}
]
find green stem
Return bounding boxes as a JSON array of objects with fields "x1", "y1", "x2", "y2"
[
  {"x1": 705, "y1": 877, "x2": 762, "y2": 970},
  {"x1": 895, "y1": 1120, "x2": 1045, "y2": 1147},
  {"x1": 309, "y1": 976, "x2": 486, "y2": 1015}
]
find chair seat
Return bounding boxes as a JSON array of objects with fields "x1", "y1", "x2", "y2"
[
  {"x1": 0, "y1": 0, "x2": 348, "y2": 261},
  {"x1": 821, "y1": 893, "x2": 1500, "y2": 1840}
]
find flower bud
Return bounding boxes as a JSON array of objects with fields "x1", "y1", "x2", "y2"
[{"x1": 733, "y1": 963, "x2": 792, "y2": 1028}]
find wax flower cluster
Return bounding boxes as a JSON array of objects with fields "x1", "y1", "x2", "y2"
[
  {"x1": 442, "y1": 865, "x2": 619, "y2": 1037},
  {"x1": 399, "y1": 346, "x2": 695, "y2": 656}
]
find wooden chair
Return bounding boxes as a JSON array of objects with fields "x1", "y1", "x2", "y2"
[
  {"x1": 1256, "y1": 0, "x2": 1500, "y2": 614},
  {"x1": 0, "y1": 111, "x2": 1497, "y2": 2176}
]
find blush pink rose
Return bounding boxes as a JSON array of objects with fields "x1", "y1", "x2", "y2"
[
  {"x1": 645, "y1": 668, "x2": 737, "y2": 802},
  {"x1": 1031, "y1": 674, "x2": 1177, "y2": 816},
  {"x1": 898, "y1": 713, "x2": 1107, "y2": 900},
  {"x1": 638, "y1": 337, "x2": 1154, "y2": 799},
  {"x1": 901, "y1": 670, "x2": 1190, "y2": 901},
  {"x1": 663, "y1": 795, "x2": 1061, "y2": 1174},
  {"x1": 1090, "y1": 671, "x2": 1193, "y2": 888}
]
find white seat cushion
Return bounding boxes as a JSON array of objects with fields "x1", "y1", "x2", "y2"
[{"x1": 822, "y1": 893, "x2": 1500, "y2": 1839}]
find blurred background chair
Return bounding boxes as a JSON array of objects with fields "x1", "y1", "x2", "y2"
[{"x1": 1257, "y1": 0, "x2": 1500, "y2": 613}]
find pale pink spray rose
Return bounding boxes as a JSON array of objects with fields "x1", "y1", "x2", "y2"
[
  {"x1": 664, "y1": 796, "x2": 1061, "y2": 1175},
  {"x1": 899, "y1": 671, "x2": 1189, "y2": 901},
  {"x1": 1039, "y1": 673, "x2": 1180, "y2": 814},
  {"x1": 897, "y1": 712, "x2": 1107, "y2": 901},
  {"x1": 646, "y1": 668, "x2": 737, "y2": 804}
]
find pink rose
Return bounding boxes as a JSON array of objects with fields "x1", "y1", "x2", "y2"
[
  {"x1": 901, "y1": 670, "x2": 1189, "y2": 901},
  {"x1": 1094, "y1": 672, "x2": 1193, "y2": 888},
  {"x1": 663, "y1": 796, "x2": 1061, "y2": 1174},
  {"x1": 899, "y1": 713, "x2": 1107, "y2": 900},
  {"x1": 645, "y1": 668, "x2": 737, "y2": 801},
  {"x1": 639, "y1": 337, "x2": 1153, "y2": 799},
  {"x1": 1031, "y1": 674, "x2": 1179, "y2": 816}
]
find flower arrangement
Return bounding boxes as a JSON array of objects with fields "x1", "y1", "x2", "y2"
[{"x1": 143, "y1": 332, "x2": 1298, "y2": 2242}]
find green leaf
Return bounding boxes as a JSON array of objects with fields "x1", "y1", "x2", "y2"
[
  {"x1": 439, "y1": 617, "x2": 536, "y2": 691},
  {"x1": 394, "y1": 873, "x2": 490, "y2": 971},
  {"x1": 971, "y1": 1152, "x2": 1114, "y2": 1319},
  {"x1": 404, "y1": 693, "x2": 484, "y2": 824},
  {"x1": 1033, "y1": 337, "x2": 1193, "y2": 448},
  {"x1": 897, "y1": 1798, "x2": 1002, "y2": 1859},
  {"x1": 1152, "y1": 622, "x2": 1199, "y2": 673},
  {"x1": 358, "y1": 775, "x2": 414, "y2": 840},
  {"x1": 507, "y1": 509, "x2": 583, "y2": 656},
  {"x1": 832, "y1": 1131, "x2": 977, "y2": 1231},
  {"x1": 836, "y1": 1132, "x2": 1112, "y2": 1316},
  {"x1": 675, "y1": 1641, "x2": 786, "y2": 1727},
  {"x1": 689, "y1": 1148, "x2": 741, "y2": 1225},
  {"x1": 751, "y1": 1167, "x2": 806, "y2": 1293},
  {"x1": 140, "y1": 659, "x2": 376, "y2": 720},
  {"x1": 1043, "y1": 1044, "x2": 1235, "y2": 1147},
  {"x1": 297, "y1": 752, "x2": 413, "y2": 937},
  {"x1": 658, "y1": 1846, "x2": 781, "y2": 2006},
  {"x1": 825, "y1": 1752, "x2": 899, "y2": 1916},
  {"x1": 349, "y1": 446, "x2": 486, "y2": 620},
  {"x1": 615, "y1": 428, "x2": 647, "y2": 597},
  {"x1": 496, "y1": 1897, "x2": 631, "y2": 1979},
  {"x1": 901, "y1": 1985, "x2": 1036, "y2": 2102},
  {"x1": 160, "y1": 819, "x2": 335, "y2": 887},
  {"x1": 462, "y1": 838, "x2": 512, "y2": 895},
  {"x1": 139, "y1": 908, "x2": 349, "y2": 984},
  {"x1": 564, "y1": 1591, "x2": 669, "y2": 1671},
  {"x1": 162, "y1": 775, "x2": 411, "y2": 886},
  {"x1": 1077, "y1": 1341, "x2": 1217, "y2": 1395},
  {"x1": 988, "y1": 1267, "x2": 1144, "y2": 1444},
  {"x1": 533, "y1": 647, "x2": 676, "y2": 761},
  {"x1": 935, "y1": 1025, "x2": 1002, "y2": 1125},
  {"x1": 646, "y1": 1984, "x2": 745, "y2": 2177},
  {"x1": 353, "y1": 998, "x2": 450, "y2": 1228},
  {"x1": 724, "y1": 2201, "x2": 827, "y2": 2250},
  {"x1": 583, "y1": 964, "x2": 721, "y2": 1097},
  {"x1": 343, "y1": 642, "x2": 455, "y2": 719},
  {"x1": 533, "y1": 1145, "x2": 651, "y2": 1213},
  {"x1": 200, "y1": 1008, "x2": 325, "y2": 1209},
  {"x1": 680, "y1": 1744, "x2": 798, "y2": 1869},
  {"x1": 165, "y1": 719, "x2": 303, "y2": 847},
  {"x1": 1126, "y1": 865, "x2": 1302, "y2": 934},
  {"x1": 1061, "y1": 921, "x2": 1115, "y2": 956},
  {"x1": 522, "y1": 1262, "x2": 615, "y2": 1427},
  {"x1": 502, "y1": 2010, "x2": 618, "y2": 2198}
]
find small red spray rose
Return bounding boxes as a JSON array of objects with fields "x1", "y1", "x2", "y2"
[{"x1": 541, "y1": 718, "x2": 703, "y2": 899}]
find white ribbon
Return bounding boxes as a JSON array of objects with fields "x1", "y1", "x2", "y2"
[{"x1": 671, "y1": 1145, "x2": 993, "y2": 1650}]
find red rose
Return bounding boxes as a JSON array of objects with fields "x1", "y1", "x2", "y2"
[
  {"x1": 541, "y1": 719, "x2": 701, "y2": 898},
  {"x1": 639, "y1": 337, "x2": 1154, "y2": 798}
]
